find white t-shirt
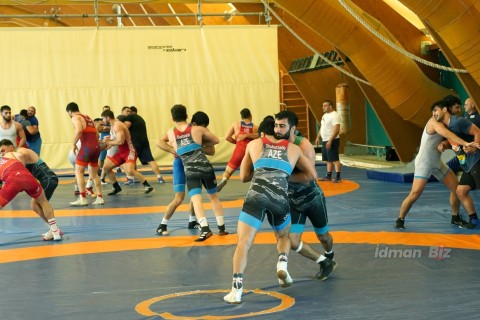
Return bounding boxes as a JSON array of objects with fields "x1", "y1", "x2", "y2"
[{"x1": 320, "y1": 111, "x2": 341, "y2": 141}]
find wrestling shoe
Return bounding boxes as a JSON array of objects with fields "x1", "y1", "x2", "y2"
[
  {"x1": 315, "y1": 258, "x2": 337, "y2": 281},
  {"x1": 100, "y1": 179, "x2": 108, "y2": 185},
  {"x1": 70, "y1": 197, "x2": 88, "y2": 206},
  {"x1": 187, "y1": 221, "x2": 200, "y2": 229},
  {"x1": 107, "y1": 186, "x2": 122, "y2": 196},
  {"x1": 218, "y1": 224, "x2": 229, "y2": 236},
  {"x1": 144, "y1": 186, "x2": 154, "y2": 194},
  {"x1": 92, "y1": 197, "x2": 105, "y2": 205},
  {"x1": 85, "y1": 186, "x2": 96, "y2": 198},
  {"x1": 157, "y1": 176, "x2": 166, "y2": 184},
  {"x1": 319, "y1": 176, "x2": 332, "y2": 181},
  {"x1": 223, "y1": 288, "x2": 242, "y2": 304},
  {"x1": 451, "y1": 215, "x2": 470, "y2": 227},
  {"x1": 459, "y1": 218, "x2": 480, "y2": 229},
  {"x1": 333, "y1": 177, "x2": 342, "y2": 183},
  {"x1": 394, "y1": 218, "x2": 405, "y2": 229},
  {"x1": 42, "y1": 227, "x2": 63, "y2": 241},
  {"x1": 216, "y1": 179, "x2": 227, "y2": 192},
  {"x1": 276, "y1": 260, "x2": 292, "y2": 287},
  {"x1": 156, "y1": 224, "x2": 170, "y2": 236},
  {"x1": 195, "y1": 227, "x2": 213, "y2": 242}
]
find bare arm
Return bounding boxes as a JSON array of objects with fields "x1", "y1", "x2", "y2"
[
  {"x1": 432, "y1": 121, "x2": 469, "y2": 146},
  {"x1": 202, "y1": 129, "x2": 220, "y2": 146},
  {"x1": 202, "y1": 146, "x2": 215, "y2": 156},
  {"x1": 15, "y1": 122, "x2": 26, "y2": 148},
  {"x1": 157, "y1": 133, "x2": 176, "y2": 155},
  {"x1": 225, "y1": 123, "x2": 236, "y2": 144},
  {"x1": 239, "y1": 143, "x2": 254, "y2": 182},
  {"x1": 289, "y1": 151, "x2": 318, "y2": 183},
  {"x1": 330, "y1": 124, "x2": 340, "y2": 142}
]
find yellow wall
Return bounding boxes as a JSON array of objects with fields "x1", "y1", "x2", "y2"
[{"x1": 0, "y1": 26, "x2": 279, "y2": 168}]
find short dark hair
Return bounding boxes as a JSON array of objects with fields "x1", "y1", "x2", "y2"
[
  {"x1": 94, "y1": 118, "x2": 103, "y2": 122},
  {"x1": 191, "y1": 111, "x2": 209, "y2": 127},
  {"x1": 171, "y1": 104, "x2": 187, "y2": 122},
  {"x1": 130, "y1": 106, "x2": 137, "y2": 113},
  {"x1": 0, "y1": 139, "x2": 14, "y2": 147},
  {"x1": 258, "y1": 115, "x2": 275, "y2": 136},
  {"x1": 66, "y1": 102, "x2": 79, "y2": 113},
  {"x1": 430, "y1": 100, "x2": 447, "y2": 111},
  {"x1": 275, "y1": 110, "x2": 298, "y2": 127},
  {"x1": 443, "y1": 94, "x2": 461, "y2": 114},
  {"x1": 240, "y1": 108, "x2": 251, "y2": 119},
  {"x1": 116, "y1": 115, "x2": 127, "y2": 122},
  {"x1": 20, "y1": 109, "x2": 28, "y2": 117},
  {"x1": 323, "y1": 99, "x2": 334, "y2": 107},
  {"x1": 1, "y1": 105, "x2": 11, "y2": 113},
  {"x1": 101, "y1": 110, "x2": 115, "y2": 119},
  {"x1": 122, "y1": 106, "x2": 130, "y2": 112}
]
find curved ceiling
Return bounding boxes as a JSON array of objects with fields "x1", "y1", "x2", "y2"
[{"x1": 1, "y1": 0, "x2": 479, "y2": 161}]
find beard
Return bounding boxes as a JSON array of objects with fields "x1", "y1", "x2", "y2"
[
  {"x1": 3, "y1": 116, "x2": 11, "y2": 123},
  {"x1": 274, "y1": 131, "x2": 290, "y2": 140}
]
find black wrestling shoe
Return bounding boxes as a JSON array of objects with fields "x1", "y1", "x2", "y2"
[
  {"x1": 195, "y1": 227, "x2": 213, "y2": 242},
  {"x1": 218, "y1": 224, "x2": 229, "y2": 235},
  {"x1": 315, "y1": 258, "x2": 337, "y2": 281},
  {"x1": 394, "y1": 218, "x2": 405, "y2": 229},
  {"x1": 144, "y1": 186, "x2": 154, "y2": 194},
  {"x1": 156, "y1": 224, "x2": 169, "y2": 236},
  {"x1": 188, "y1": 221, "x2": 200, "y2": 229},
  {"x1": 107, "y1": 186, "x2": 122, "y2": 196}
]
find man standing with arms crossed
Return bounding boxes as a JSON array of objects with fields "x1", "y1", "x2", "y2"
[{"x1": 315, "y1": 100, "x2": 342, "y2": 183}]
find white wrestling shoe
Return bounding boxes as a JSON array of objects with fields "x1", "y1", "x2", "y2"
[
  {"x1": 223, "y1": 288, "x2": 242, "y2": 304},
  {"x1": 92, "y1": 197, "x2": 105, "y2": 205},
  {"x1": 277, "y1": 260, "x2": 293, "y2": 287},
  {"x1": 42, "y1": 227, "x2": 63, "y2": 241},
  {"x1": 70, "y1": 197, "x2": 88, "y2": 206}
]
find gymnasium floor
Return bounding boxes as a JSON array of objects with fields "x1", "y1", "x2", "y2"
[{"x1": 0, "y1": 163, "x2": 479, "y2": 320}]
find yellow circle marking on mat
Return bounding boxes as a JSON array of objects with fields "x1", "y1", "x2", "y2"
[{"x1": 135, "y1": 289, "x2": 295, "y2": 319}]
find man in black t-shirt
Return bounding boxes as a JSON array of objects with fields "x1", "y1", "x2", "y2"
[{"x1": 124, "y1": 106, "x2": 165, "y2": 183}]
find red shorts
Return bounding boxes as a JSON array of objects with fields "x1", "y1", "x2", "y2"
[
  {"x1": 107, "y1": 146, "x2": 137, "y2": 167},
  {"x1": 0, "y1": 172, "x2": 43, "y2": 207},
  {"x1": 76, "y1": 143, "x2": 101, "y2": 167},
  {"x1": 227, "y1": 140, "x2": 250, "y2": 170}
]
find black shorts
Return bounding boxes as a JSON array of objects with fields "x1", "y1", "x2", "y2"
[{"x1": 322, "y1": 138, "x2": 340, "y2": 162}]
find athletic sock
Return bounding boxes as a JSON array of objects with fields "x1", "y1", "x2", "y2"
[
  {"x1": 198, "y1": 217, "x2": 208, "y2": 228},
  {"x1": 86, "y1": 179, "x2": 93, "y2": 188},
  {"x1": 143, "y1": 180, "x2": 151, "y2": 187},
  {"x1": 216, "y1": 216, "x2": 225, "y2": 226},
  {"x1": 326, "y1": 172, "x2": 332, "y2": 179},
  {"x1": 161, "y1": 218, "x2": 168, "y2": 225},
  {"x1": 325, "y1": 250, "x2": 334, "y2": 260},
  {"x1": 189, "y1": 215, "x2": 197, "y2": 222},
  {"x1": 48, "y1": 218, "x2": 58, "y2": 230},
  {"x1": 315, "y1": 255, "x2": 327, "y2": 263}
]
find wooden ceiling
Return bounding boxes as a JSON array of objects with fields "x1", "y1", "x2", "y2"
[{"x1": 0, "y1": 1, "x2": 268, "y2": 28}]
